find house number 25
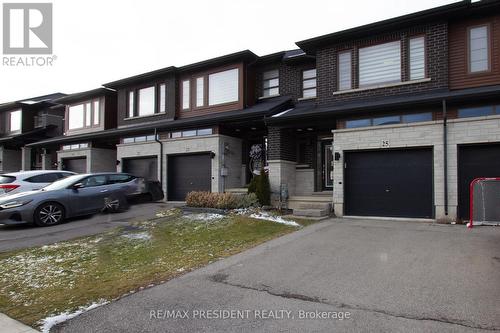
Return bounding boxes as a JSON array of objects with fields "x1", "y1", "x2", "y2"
[{"x1": 381, "y1": 140, "x2": 390, "y2": 148}]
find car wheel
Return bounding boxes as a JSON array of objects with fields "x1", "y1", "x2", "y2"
[
  {"x1": 103, "y1": 195, "x2": 128, "y2": 213},
  {"x1": 34, "y1": 202, "x2": 65, "y2": 227}
]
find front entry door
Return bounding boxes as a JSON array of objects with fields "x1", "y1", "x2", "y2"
[{"x1": 322, "y1": 141, "x2": 334, "y2": 190}]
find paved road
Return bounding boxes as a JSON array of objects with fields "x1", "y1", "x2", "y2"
[
  {"x1": 53, "y1": 218, "x2": 500, "y2": 332},
  {"x1": 0, "y1": 202, "x2": 177, "y2": 252}
]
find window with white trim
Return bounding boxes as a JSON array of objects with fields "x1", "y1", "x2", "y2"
[
  {"x1": 302, "y1": 69, "x2": 317, "y2": 98},
  {"x1": 409, "y1": 36, "x2": 425, "y2": 80},
  {"x1": 338, "y1": 51, "x2": 352, "y2": 90},
  {"x1": 159, "y1": 84, "x2": 166, "y2": 113},
  {"x1": 196, "y1": 77, "x2": 204, "y2": 107},
  {"x1": 469, "y1": 25, "x2": 489, "y2": 73},
  {"x1": 182, "y1": 80, "x2": 190, "y2": 109},
  {"x1": 68, "y1": 99, "x2": 101, "y2": 130},
  {"x1": 262, "y1": 69, "x2": 279, "y2": 97},
  {"x1": 359, "y1": 41, "x2": 401, "y2": 87},
  {"x1": 208, "y1": 68, "x2": 239, "y2": 105},
  {"x1": 9, "y1": 109, "x2": 21, "y2": 132},
  {"x1": 138, "y1": 86, "x2": 155, "y2": 117}
]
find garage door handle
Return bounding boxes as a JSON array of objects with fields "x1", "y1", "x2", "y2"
[{"x1": 385, "y1": 189, "x2": 390, "y2": 192}]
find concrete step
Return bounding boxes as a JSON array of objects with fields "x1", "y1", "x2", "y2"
[
  {"x1": 297, "y1": 202, "x2": 331, "y2": 210},
  {"x1": 293, "y1": 208, "x2": 329, "y2": 217},
  {"x1": 225, "y1": 188, "x2": 248, "y2": 195},
  {"x1": 288, "y1": 195, "x2": 332, "y2": 202}
]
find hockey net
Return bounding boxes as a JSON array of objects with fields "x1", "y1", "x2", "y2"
[{"x1": 468, "y1": 178, "x2": 500, "y2": 228}]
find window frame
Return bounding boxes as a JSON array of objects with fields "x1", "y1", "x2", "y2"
[
  {"x1": 180, "y1": 64, "x2": 243, "y2": 112},
  {"x1": 337, "y1": 50, "x2": 353, "y2": 91},
  {"x1": 408, "y1": 35, "x2": 427, "y2": 80},
  {"x1": 127, "y1": 83, "x2": 167, "y2": 118},
  {"x1": 358, "y1": 40, "x2": 402, "y2": 88},
  {"x1": 8, "y1": 109, "x2": 22, "y2": 133},
  {"x1": 67, "y1": 99, "x2": 101, "y2": 131},
  {"x1": 262, "y1": 69, "x2": 280, "y2": 98},
  {"x1": 302, "y1": 68, "x2": 317, "y2": 98},
  {"x1": 467, "y1": 24, "x2": 491, "y2": 74}
]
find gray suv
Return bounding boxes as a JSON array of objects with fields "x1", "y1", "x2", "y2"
[{"x1": 0, "y1": 173, "x2": 149, "y2": 226}]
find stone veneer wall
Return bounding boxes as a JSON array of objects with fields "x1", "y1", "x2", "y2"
[
  {"x1": 332, "y1": 115, "x2": 500, "y2": 221},
  {"x1": 0, "y1": 147, "x2": 22, "y2": 173}
]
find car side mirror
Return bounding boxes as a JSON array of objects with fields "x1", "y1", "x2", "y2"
[{"x1": 72, "y1": 183, "x2": 85, "y2": 190}]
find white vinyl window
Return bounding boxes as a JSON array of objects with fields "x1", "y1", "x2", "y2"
[
  {"x1": 93, "y1": 100, "x2": 100, "y2": 125},
  {"x1": 302, "y1": 69, "x2": 317, "y2": 98},
  {"x1": 208, "y1": 68, "x2": 239, "y2": 106},
  {"x1": 196, "y1": 77, "x2": 205, "y2": 107},
  {"x1": 128, "y1": 91, "x2": 135, "y2": 118},
  {"x1": 262, "y1": 69, "x2": 279, "y2": 97},
  {"x1": 138, "y1": 86, "x2": 155, "y2": 117},
  {"x1": 9, "y1": 110, "x2": 21, "y2": 132},
  {"x1": 182, "y1": 80, "x2": 190, "y2": 109},
  {"x1": 469, "y1": 25, "x2": 489, "y2": 73},
  {"x1": 409, "y1": 36, "x2": 425, "y2": 80},
  {"x1": 338, "y1": 51, "x2": 352, "y2": 90},
  {"x1": 159, "y1": 84, "x2": 166, "y2": 113},
  {"x1": 359, "y1": 41, "x2": 401, "y2": 87},
  {"x1": 68, "y1": 104, "x2": 84, "y2": 129}
]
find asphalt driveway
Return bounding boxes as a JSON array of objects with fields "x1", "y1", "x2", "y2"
[
  {"x1": 52, "y1": 218, "x2": 500, "y2": 332},
  {"x1": 0, "y1": 202, "x2": 177, "y2": 252}
]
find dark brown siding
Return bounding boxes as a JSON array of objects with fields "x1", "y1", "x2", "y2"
[
  {"x1": 116, "y1": 74, "x2": 176, "y2": 127},
  {"x1": 449, "y1": 14, "x2": 500, "y2": 90},
  {"x1": 104, "y1": 94, "x2": 117, "y2": 130},
  {"x1": 177, "y1": 63, "x2": 245, "y2": 119}
]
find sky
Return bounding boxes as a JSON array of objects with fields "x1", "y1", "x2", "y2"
[{"x1": 0, "y1": 0, "x2": 459, "y2": 103}]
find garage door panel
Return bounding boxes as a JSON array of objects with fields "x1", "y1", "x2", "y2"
[
  {"x1": 345, "y1": 149, "x2": 433, "y2": 218},
  {"x1": 168, "y1": 154, "x2": 211, "y2": 201},
  {"x1": 458, "y1": 144, "x2": 500, "y2": 219},
  {"x1": 63, "y1": 158, "x2": 86, "y2": 174},
  {"x1": 123, "y1": 157, "x2": 158, "y2": 181}
]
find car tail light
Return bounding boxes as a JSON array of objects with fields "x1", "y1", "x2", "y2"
[{"x1": 0, "y1": 184, "x2": 20, "y2": 194}]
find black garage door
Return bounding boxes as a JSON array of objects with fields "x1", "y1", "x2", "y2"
[
  {"x1": 458, "y1": 144, "x2": 500, "y2": 220},
  {"x1": 168, "y1": 154, "x2": 211, "y2": 201},
  {"x1": 345, "y1": 149, "x2": 433, "y2": 218},
  {"x1": 62, "y1": 158, "x2": 86, "y2": 174},
  {"x1": 123, "y1": 157, "x2": 158, "y2": 181}
]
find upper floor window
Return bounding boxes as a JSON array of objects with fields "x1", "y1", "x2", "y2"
[
  {"x1": 68, "y1": 99, "x2": 100, "y2": 130},
  {"x1": 182, "y1": 80, "x2": 190, "y2": 110},
  {"x1": 208, "y1": 68, "x2": 239, "y2": 105},
  {"x1": 9, "y1": 109, "x2": 21, "y2": 133},
  {"x1": 302, "y1": 68, "x2": 317, "y2": 98},
  {"x1": 359, "y1": 41, "x2": 401, "y2": 87},
  {"x1": 409, "y1": 36, "x2": 426, "y2": 80},
  {"x1": 468, "y1": 25, "x2": 490, "y2": 73},
  {"x1": 183, "y1": 67, "x2": 240, "y2": 110},
  {"x1": 337, "y1": 51, "x2": 352, "y2": 91},
  {"x1": 262, "y1": 69, "x2": 279, "y2": 97},
  {"x1": 128, "y1": 84, "x2": 166, "y2": 118}
]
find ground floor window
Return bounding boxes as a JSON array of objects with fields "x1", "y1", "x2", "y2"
[
  {"x1": 345, "y1": 112, "x2": 432, "y2": 129},
  {"x1": 168, "y1": 128, "x2": 213, "y2": 139},
  {"x1": 62, "y1": 143, "x2": 89, "y2": 150}
]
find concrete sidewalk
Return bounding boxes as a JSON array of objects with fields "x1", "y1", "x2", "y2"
[{"x1": 0, "y1": 313, "x2": 38, "y2": 333}]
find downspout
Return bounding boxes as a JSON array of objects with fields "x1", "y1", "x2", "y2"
[
  {"x1": 154, "y1": 128, "x2": 164, "y2": 199},
  {"x1": 442, "y1": 99, "x2": 448, "y2": 217}
]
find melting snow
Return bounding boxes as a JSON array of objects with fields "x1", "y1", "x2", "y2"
[
  {"x1": 249, "y1": 212, "x2": 300, "y2": 227},
  {"x1": 39, "y1": 300, "x2": 108, "y2": 333},
  {"x1": 183, "y1": 213, "x2": 225, "y2": 221}
]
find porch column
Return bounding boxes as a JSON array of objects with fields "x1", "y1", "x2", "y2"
[
  {"x1": 21, "y1": 147, "x2": 32, "y2": 171},
  {"x1": 267, "y1": 127, "x2": 297, "y2": 204},
  {"x1": 41, "y1": 150, "x2": 53, "y2": 170}
]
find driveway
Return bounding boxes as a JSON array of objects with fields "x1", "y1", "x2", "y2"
[
  {"x1": 54, "y1": 218, "x2": 500, "y2": 332},
  {"x1": 0, "y1": 202, "x2": 177, "y2": 252}
]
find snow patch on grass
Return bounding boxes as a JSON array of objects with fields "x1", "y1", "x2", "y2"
[
  {"x1": 121, "y1": 232, "x2": 151, "y2": 241},
  {"x1": 39, "y1": 300, "x2": 108, "y2": 333},
  {"x1": 183, "y1": 213, "x2": 225, "y2": 222},
  {"x1": 249, "y1": 212, "x2": 300, "y2": 227}
]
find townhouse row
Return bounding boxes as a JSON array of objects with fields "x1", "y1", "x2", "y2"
[{"x1": 1, "y1": 0, "x2": 499, "y2": 222}]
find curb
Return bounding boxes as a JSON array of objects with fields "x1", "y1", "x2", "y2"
[{"x1": 0, "y1": 313, "x2": 39, "y2": 333}]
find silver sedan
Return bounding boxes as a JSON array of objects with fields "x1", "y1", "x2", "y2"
[{"x1": 0, "y1": 173, "x2": 144, "y2": 226}]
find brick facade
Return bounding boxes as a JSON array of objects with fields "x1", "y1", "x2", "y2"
[
  {"x1": 316, "y1": 22, "x2": 448, "y2": 106},
  {"x1": 267, "y1": 127, "x2": 296, "y2": 162}
]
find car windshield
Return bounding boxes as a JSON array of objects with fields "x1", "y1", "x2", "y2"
[{"x1": 41, "y1": 175, "x2": 87, "y2": 191}]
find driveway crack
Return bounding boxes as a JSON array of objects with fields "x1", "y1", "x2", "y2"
[{"x1": 209, "y1": 274, "x2": 500, "y2": 331}]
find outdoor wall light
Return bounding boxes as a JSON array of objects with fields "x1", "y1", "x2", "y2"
[
  {"x1": 116, "y1": 160, "x2": 121, "y2": 165},
  {"x1": 334, "y1": 152, "x2": 341, "y2": 161},
  {"x1": 210, "y1": 152, "x2": 216, "y2": 159}
]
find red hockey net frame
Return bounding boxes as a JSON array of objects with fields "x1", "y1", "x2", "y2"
[{"x1": 468, "y1": 177, "x2": 500, "y2": 229}]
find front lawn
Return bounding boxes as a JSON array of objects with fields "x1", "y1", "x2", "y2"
[{"x1": 0, "y1": 209, "x2": 312, "y2": 330}]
